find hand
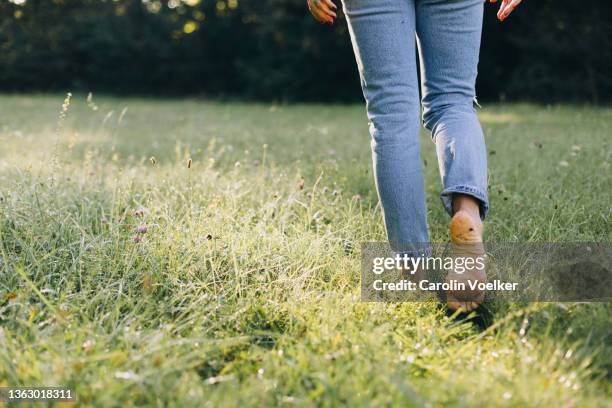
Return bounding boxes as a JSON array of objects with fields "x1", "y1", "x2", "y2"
[
  {"x1": 307, "y1": 0, "x2": 337, "y2": 25},
  {"x1": 490, "y1": 0, "x2": 523, "y2": 22}
]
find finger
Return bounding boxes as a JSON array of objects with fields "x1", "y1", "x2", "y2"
[
  {"x1": 314, "y1": 0, "x2": 337, "y2": 19},
  {"x1": 322, "y1": 0, "x2": 338, "y2": 11},
  {"x1": 500, "y1": 0, "x2": 521, "y2": 20},
  {"x1": 307, "y1": 0, "x2": 315, "y2": 14},
  {"x1": 312, "y1": 7, "x2": 334, "y2": 24},
  {"x1": 497, "y1": 1, "x2": 508, "y2": 21},
  {"x1": 497, "y1": 0, "x2": 509, "y2": 20},
  {"x1": 308, "y1": 2, "x2": 333, "y2": 24},
  {"x1": 318, "y1": 8, "x2": 335, "y2": 24},
  {"x1": 503, "y1": 0, "x2": 522, "y2": 18}
]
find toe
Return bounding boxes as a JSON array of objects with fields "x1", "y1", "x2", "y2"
[
  {"x1": 447, "y1": 300, "x2": 461, "y2": 311},
  {"x1": 456, "y1": 302, "x2": 468, "y2": 312}
]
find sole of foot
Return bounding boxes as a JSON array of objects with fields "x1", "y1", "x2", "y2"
[{"x1": 446, "y1": 210, "x2": 486, "y2": 313}]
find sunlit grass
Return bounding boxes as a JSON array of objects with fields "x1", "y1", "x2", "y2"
[{"x1": 0, "y1": 95, "x2": 610, "y2": 406}]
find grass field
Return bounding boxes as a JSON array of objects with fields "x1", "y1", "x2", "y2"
[{"x1": 0, "y1": 94, "x2": 610, "y2": 407}]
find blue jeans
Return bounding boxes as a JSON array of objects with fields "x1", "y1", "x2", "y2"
[{"x1": 342, "y1": 0, "x2": 489, "y2": 255}]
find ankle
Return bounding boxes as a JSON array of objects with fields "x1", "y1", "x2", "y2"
[{"x1": 452, "y1": 194, "x2": 481, "y2": 221}]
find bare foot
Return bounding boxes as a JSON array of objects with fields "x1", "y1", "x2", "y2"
[{"x1": 446, "y1": 201, "x2": 486, "y2": 313}]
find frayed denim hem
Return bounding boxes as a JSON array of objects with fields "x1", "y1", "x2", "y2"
[{"x1": 441, "y1": 185, "x2": 489, "y2": 220}]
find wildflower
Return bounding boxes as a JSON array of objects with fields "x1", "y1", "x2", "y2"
[
  {"x1": 133, "y1": 236, "x2": 142, "y2": 243},
  {"x1": 101, "y1": 217, "x2": 108, "y2": 225},
  {"x1": 352, "y1": 194, "x2": 362, "y2": 201},
  {"x1": 150, "y1": 156, "x2": 157, "y2": 166},
  {"x1": 297, "y1": 178, "x2": 305, "y2": 190},
  {"x1": 137, "y1": 224, "x2": 148, "y2": 234},
  {"x1": 559, "y1": 160, "x2": 569, "y2": 167}
]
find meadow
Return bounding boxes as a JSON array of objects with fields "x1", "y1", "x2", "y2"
[{"x1": 0, "y1": 94, "x2": 610, "y2": 407}]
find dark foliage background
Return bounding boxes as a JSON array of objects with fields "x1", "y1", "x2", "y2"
[{"x1": 1, "y1": 0, "x2": 610, "y2": 103}]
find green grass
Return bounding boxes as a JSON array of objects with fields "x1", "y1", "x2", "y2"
[{"x1": 0, "y1": 94, "x2": 610, "y2": 407}]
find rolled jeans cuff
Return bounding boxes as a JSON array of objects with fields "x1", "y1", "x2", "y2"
[{"x1": 440, "y1": 185, "x2": 489, "y2": 220}]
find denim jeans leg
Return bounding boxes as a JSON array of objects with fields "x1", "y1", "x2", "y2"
[
  {"x1": 342, "y1": 0, "x2": 429, "y2": 256},
  {"x1": 417, "y1": 0, "x2": 490, "y2": 219}
]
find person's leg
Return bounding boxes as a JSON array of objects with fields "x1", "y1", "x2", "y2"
[
  {"x1": 416, "y1": 0, "x2": 489, "y2": 220},
  {"x1": 416, "y1": 0, "x2": 489, "y2": 311},
  {"x1": 342, "y1": 0, "x2": 429, "y2": 256}
]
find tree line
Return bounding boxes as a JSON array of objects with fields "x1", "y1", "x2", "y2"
[{"x1": 1, "y1": 0, "x2": 610, "y2": 103}]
